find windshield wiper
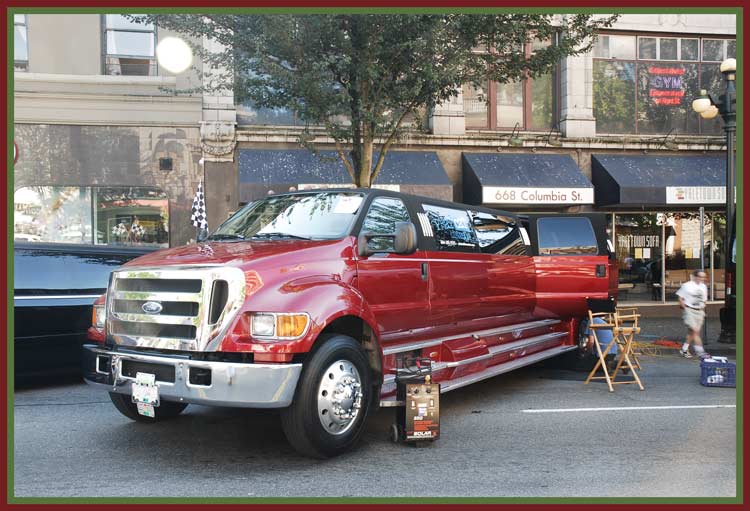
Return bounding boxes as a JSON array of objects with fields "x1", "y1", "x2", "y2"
[
  {"x1": 206, "y1": 233, "x2": 246, "y2": 241},
  {"x1": 251, "y1": 232, "x2": 311, "y2": 241}
]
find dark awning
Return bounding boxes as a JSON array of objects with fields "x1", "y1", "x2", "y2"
[
  {"x1": 462, "y1": 153, "x2": 593, "y2": 206},
  {"x1": 592, "y1": 154, "x2": 726, "y2": 207},
  {"x1": 239, "y1": 149, "x2": 452, "y2": 202}
]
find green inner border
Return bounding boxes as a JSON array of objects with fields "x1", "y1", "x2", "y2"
[{"x1": 6, "y1": 6, "x2": 744, "y2": 505}]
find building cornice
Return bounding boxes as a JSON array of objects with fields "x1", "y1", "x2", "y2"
[
  {"x1": 14, "y1": 72, "x2": 178, "y2": 87},
  {"x1": 235, "y1": 126, "x2": 728, "y2": 153}
]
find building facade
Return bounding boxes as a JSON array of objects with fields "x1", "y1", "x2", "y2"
[{"x1": 13, "y1": 13, "x2": 737, "y2": 305}]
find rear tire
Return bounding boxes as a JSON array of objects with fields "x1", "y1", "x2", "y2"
[
  {"x1": 109, "y1": 392, "x2": 187, "y2": 423},
  {"x1": 556, "y1": 318, "x2": 597, "y2": 372},
  {"x1": 281, "y1": 334, "x2": 373, "y2": 458}
]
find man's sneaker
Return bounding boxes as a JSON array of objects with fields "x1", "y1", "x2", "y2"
[
  {"x1": 680, "y1": 349, "x2": 693, "y2": 358},
  {"x1": 697, "y1": 352, "x2": 711, "y2": 360}
]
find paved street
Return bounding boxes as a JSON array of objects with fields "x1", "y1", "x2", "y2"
[{"x1": 13, "y1": 351, "x2": 737, "y2": 499}]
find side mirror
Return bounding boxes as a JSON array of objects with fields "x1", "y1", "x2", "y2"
[
  {"x1": 393, "y1": 221, "x2": 417, "y2": 254},
  {"x1": 358, "y1": 221, "x2": 418, "y2": 257}
]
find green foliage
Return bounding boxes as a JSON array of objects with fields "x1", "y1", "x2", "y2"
[{"x1": 135, "y1": 14, "x2": 617, "y2": 186}]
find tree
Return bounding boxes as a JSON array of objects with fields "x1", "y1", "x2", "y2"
[{"x1": 138, "y1": 14, "x2": 617, "y2": 187}]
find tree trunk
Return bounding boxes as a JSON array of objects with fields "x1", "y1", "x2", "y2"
[{"x1": 359, "y1": 130, "x2": 374, "y2": 188}]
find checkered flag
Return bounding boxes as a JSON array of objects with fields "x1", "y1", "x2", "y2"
[{"x1": 191, "y1": 181, "x2": 208, "y2": 230}]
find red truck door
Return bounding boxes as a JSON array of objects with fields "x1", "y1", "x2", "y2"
[
  {"x1": 355, "y1": 196, "x2": 431, "y2": 344},
  {"x1": 418, "y1": 203, "x2": 488, "y2": 331},
  {"x1": 528, "y1": 214, "x2": 613, "y2": 319}
]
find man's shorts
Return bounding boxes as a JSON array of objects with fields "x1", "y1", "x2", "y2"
[{"x1": 683, "y1": 307, "x2": 705, "y2": 331}]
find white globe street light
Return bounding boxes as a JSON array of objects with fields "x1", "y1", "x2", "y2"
[
  {"x1": 720, "y1": 57, "x2": 736, "y2": 74},
  {"x1": 699, "y1": 105, "x2": 719, "y2": 119},
  {"x1": 691, "y1": 89, "x2": 712, "y2": 114},
  {"x1": 156, "y1": 37, "x2": 193, "y2": 74}
]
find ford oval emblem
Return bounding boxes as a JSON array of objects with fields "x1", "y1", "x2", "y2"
[{"x1": 142, "y1": 301, "x2": 163, "y2": 315}]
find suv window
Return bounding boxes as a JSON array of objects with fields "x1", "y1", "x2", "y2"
[
  {"x1": 471, "y1": 211, "x2": 526, "y2": 255},
  {"x1": 422, "y1": 204, "x2": 478, "y2": 252},
  {"x1": 361, "y1": 197, "x2": 411, "y2": 252},
  {"x1": 537, "y1": 217, "x2": 598, "y2": 256}
]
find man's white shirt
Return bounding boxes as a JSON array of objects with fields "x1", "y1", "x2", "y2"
[{"x1": 676, "y1": 280, "x2": 707, "y2": 309}]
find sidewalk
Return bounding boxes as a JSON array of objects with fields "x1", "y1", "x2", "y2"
[{"x1": 636, "y1": 306, "x2": 737, "y2": 358}]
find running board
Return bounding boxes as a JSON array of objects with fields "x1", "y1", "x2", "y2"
[
  {"x1": 380, "y1": 345, "x2": 577, "y2": 407},
  {"x1": 382, "y1": 319, "x2": 560, "y2": 356},
  {"x1": 439, "y1": 345, "x2": 577, "y2": 393},
  {"x1": 382, "y1": 331, "x2": 567, "y2": 386}
]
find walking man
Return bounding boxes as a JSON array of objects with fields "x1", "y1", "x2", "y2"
[{"x1": 676, "y1": 269, "x2": 709, "y2": 359}]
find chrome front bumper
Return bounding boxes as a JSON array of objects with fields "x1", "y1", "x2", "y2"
[{"x1": 82, "y1": 345, "x2": 302, "y2": 408}]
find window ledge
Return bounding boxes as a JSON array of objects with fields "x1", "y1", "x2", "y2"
[{"x1": 14, "y1": 72, "x2": 176, "y2": 87}]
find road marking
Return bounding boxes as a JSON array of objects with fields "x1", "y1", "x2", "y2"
[{"x1": 522, "y1": 404, "x2": 736, "y2": 414}]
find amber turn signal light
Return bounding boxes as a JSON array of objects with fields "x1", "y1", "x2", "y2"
[{"x1": 276, "y1": 314, "x2": 309, "y2": 338}]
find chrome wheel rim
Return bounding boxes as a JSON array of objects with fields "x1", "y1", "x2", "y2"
[{"x1": 317, "y1": 359, "x2": 363, "y2": 435}]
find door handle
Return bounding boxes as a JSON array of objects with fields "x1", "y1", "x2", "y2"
[
  {"x1": 421, "y1": 262, "x2": 428, "y2": 281},
  {"x1": 596, "y1": 264, "x2": 607, "y2": 278}
]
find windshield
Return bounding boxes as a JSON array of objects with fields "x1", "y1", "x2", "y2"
[{"x1": 209, "y1": 192, "x2": 364, "y2": 241}]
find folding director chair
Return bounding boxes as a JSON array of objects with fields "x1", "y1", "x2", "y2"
[
  {"x1": 610, "y1": 307, "x2": 644, "y2": 391},
  {"x1": 583, "y1": 298, "x2": 619, "y2": 392},
  {"x1": 583, "y1": 298, "x2": 645, "y2": 392},
  {"x1": 614, "y1": 306, "x2": 642, "y2": 370}
]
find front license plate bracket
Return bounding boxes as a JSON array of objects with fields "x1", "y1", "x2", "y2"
[{"x1": 131, "y1": 372, "x2": 160, "y2": 414}]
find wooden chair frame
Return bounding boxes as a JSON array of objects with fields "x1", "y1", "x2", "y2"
[
  {"x1": 610, "y1": 308, "x2": 644, "y2": 390},
  {"x1": 583, "y1": 310, "x2": 620, "y2": 392},
  {"x1": 584, "y1": 306, "x2": 645, "y2": 392}
]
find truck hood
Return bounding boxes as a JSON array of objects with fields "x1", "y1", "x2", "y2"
[{"x1": 122, "y1": 238, "x2": 349, "y2": 269}]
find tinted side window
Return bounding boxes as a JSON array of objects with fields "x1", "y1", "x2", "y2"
[
  {"x1": 361, "y1": 197, "x2": 410, "y2": 252},
  {"x1": 423, "y1": 204, "x2": 478, "y2": 252},
  {"x1": 537, "y1": 217, "x2": 599, "y2": 255},
  {"x1": 471, "y1": 211, "x2": 526, "y2": 255}
]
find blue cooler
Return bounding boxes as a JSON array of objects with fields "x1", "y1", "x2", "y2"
[{"x1": 700, "y1": 358, "x2": 736, "y2": 388}]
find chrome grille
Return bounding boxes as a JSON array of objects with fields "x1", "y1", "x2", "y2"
[{"x1": 107, "y1": 266, "x2": 246, "y2": 351}]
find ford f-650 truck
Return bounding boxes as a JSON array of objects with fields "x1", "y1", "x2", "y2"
[{"x1": 83, "y1": 189, "x2": 617, "y2": 458}]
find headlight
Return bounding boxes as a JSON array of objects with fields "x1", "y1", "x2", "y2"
[
  {"x1": 251, "y1": 313, "x2": 276, "y2": 337},
  {"x1": 250, "y1": 312, "x2": 310, "y2": 339},
  {"x1": 92, "y1": 304, "x2": 106, "y2": 328}
]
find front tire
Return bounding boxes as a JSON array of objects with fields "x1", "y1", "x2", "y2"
[
  {"x1": 281, "y1": 334, "x2": 373, "y2": 458},
  {"x1": 109, "y1": 392, "x2": 188, "y2": 423}
]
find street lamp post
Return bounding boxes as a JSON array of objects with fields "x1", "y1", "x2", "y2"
[{"x1": 692, "y1": 57, "x2": 736, "y2": 344}]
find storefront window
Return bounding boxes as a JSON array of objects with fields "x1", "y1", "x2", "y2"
[
  {"x1": 14, "y1": 186, "x2": 169, "y2": 247},
  {"x1": 94, "y1": 187, "x2": 169, "y2": 246},
  {"x1": 238, "y1": 100, "x2": 300, "y2": 126},
  {"x1": 14, "y1": 187, "x2": 91, "y2": 244},
  {"x1": 463, "y1": 82, "x2": 489, "y2": 129},
  {"x1": 14, "y1": 14, "x2": 28, "y2": 71},
  {"x1": 104, "y1": 14, "x2": 156, "y2": 76},
  {"x1": 531, "y1": 72, "x2": 554, "y2": 131},
  {"x1": 496, "y1": 80, "x2": 525, "y2": 128},
  {"x1": 662, "y1": 213, "x2": 710, "y2": 302},
  {"x1": 593, "y1": 34, "x2": 735, "y2": 134},
  {"x1": 593, "y1": 61, "x2": 636, "y2": 134},
  {"x1": 698, "y1": 65, "x2": 725, "y2": 135},
  {"x1": 462, "y1": 39, "x2": 556, "y2": 131},
  {"x1": 614, "y1": 214, "x2": 661, "y2": 302},
  {"x1": 636, "y1": 62, "x2": 699, "y2": 134},
  {"x1": 613, "y1": 211, "x2": 723, "y2": 303}
]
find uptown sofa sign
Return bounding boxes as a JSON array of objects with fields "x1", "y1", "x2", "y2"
[{"x1": 483, "y1": 186, "x2": 594, "y2": 205}]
